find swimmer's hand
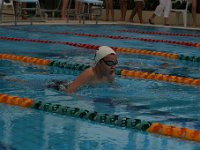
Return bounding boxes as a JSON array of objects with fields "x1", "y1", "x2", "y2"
[{"x1": 47, "y1": 81, "x2": 69, "y2": 91}]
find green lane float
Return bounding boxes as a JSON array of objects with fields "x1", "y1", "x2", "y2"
[
  {"x1": 1, "y1": 53, "x2": 200, "y2": 86},
  {"x1": 178, "y1": 54, "x2": 200, "y2": 62},
  {"x1": 1, "y1": 93, "x2": 200, "y2": 143},
  {"x1": 48, "y1": 60, "x2": 90, "y2": 71}
]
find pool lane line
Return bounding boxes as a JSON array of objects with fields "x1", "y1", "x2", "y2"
[
  {"x1": 1, "y1": 53, "x2": 200, "y2": 86},
  {"x1": 3, "y1": 27, "x2": 200, "y2": 48},
  {"x1": 1, "y1": 36, "x2": 200, "y2": 62},
  {"x1": 1, "y1": 69, "x2": 198, "y2": 125},
  {"x1": 52, "y1": 32, "x2": 200, "y2": 48},
  {"x1": 5, "y1": 26, "x2": 200, "y2": 38},
  {"x1": 116, "y1": 29, "x2": 200, "y2": 38},
  {"x1": 1, "y1": 93, "x2": 200, "y2": 143},
  {"x1": 1, "y1": 70, "x2": 198, "y2": 124},
  {"x1": 0, "y1": 54, "x2": 50, "y2": 65}
]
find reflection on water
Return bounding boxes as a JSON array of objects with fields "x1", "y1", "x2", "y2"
[{"x1": 0, "y1": 25, "x2": 200, "y2": 150}]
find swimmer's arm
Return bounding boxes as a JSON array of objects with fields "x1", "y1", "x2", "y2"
[{"x1": 66, "y1": 68, "x2": 92, "y2": 93}]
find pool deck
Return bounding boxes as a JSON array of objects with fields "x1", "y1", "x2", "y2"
[
  {"x1": 0, "y1": 8, "x2": 199, "y2": 31},
  {"x1": 0, "y1": 19, "x2": 199, "y2": 30},
  {"x1": 1, "y1": 16, "x2": 200, "y2": 32}
]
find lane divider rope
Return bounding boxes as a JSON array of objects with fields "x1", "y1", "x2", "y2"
[
  {"x1": 1, "y1": 93, "x2": 200, "y2": 143},
  {"x1": 1, "y1": 36, "x2": 200, "y2": 62},
  {"x1": 50, "y1": 31, "x2": 200, "y2": 48},
  {"x1": 1, "y1": 53, "x2": 200, "y2": 86},
  {"x1": 116, "y1": 29, "x2": 200, "y2": 38},
  {"x1": 3, "y1": 27, "x2": 200, "y2": 48}
]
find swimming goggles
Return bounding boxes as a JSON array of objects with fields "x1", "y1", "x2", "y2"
[{"x1": 102, "y1": 59, "x2": 118, "y2": 66}]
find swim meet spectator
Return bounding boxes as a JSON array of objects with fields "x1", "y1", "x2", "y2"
[
  {"x1": 61, "y1": 0, "x2": 68, "y2": 20},
  {"x1": 119, "y1": 0, "x2": 127, "y2": 21},
  {"x1": 129, "y1": 0, "x2": 144, "y2": 23},
  {"x1": 192, "y1": 0, "x2": 197, "y2": 27},
  {"x1": 105, "y1": 0, "x2": 114, "y2": 21},
  {"x1": 149, "y1": 0, "x2": 172, "y2": 25}
]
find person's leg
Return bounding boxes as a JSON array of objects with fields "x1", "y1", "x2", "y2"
[
  {"x1": 61, "y1": 0, "x2": 69, "y2": 19},
  {"x1": 105, "y1": 0, "x2": 109, "y2": 21},
  {"x1": 163, "y1": 0, "x2": 171, "y2": 25},
  {"x1": 192, "y1": 0, "x2": 197, "y2": 27},
  {"x1": 137, "y1": 1, "x2": 143, "y2": 23},
  {"x1": 119, "y1": 0, "x2": 123, "y2": 20},
  {"x1": 119, "y1": 0, "x2": 127, "y2": 21},
  {"x1": 75, "y1": 0, "x2": 81, "y2": 20},
  {"x1": 129, "y1": 1, "x2": 138, "y2": 22},
  {"x1": 123, "y1": 0, "x2": 127, "y2": 21},
  {"x1": 22, "y1": 3, "x2": 27, "y2": 19},
  {"x1": 129, "y1": 9, "x2": 136, "y2": 22},
  {"x1": 13, "y1": 1, "x2": 18, "y2": 15},
  {"x1": 149, "y1": 13, "x2": 156, "y2": 24},
  {"x1": 13, "y1": 1, "x2": 27, "y2": 19},
  {"x1": 149, "y1": 0, "x2": 164, "y2": 24},
  {"x1": 163, "y1": 17, "x2": 169, "y2": 25},
  {"x1": 109, "y1": 0, "x2": 114, "y2": 21}
]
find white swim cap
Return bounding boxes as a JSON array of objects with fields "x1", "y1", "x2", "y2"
[{"x1": 94, "y1": 46, "x2": 116, "y2": 65}]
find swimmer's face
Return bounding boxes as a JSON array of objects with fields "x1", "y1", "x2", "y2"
[{"x1": 100, "y1": 54, "x2": 117, "y2": 74}]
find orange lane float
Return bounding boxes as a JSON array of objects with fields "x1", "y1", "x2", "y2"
[
  {"x1": 147, "y1": 123, "x2": 200, "y2": 142},
  {"x1": 0, "y1": 54, "x2": 50, "y2": 65},
  {"x1": 120, "y1": 69, "x2": 200, "y2": 86},
  {"x1": 0, "y1": 94, "x2": 33, "y2": 107}
]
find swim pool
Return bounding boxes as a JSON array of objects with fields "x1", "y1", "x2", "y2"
[{"x1": 0, "y1": 24, "x2": 200, "y2": 149}]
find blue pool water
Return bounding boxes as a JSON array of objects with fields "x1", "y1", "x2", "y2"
[{"x1": 0, "y1": 24, "x2": 200, "y2": 150}]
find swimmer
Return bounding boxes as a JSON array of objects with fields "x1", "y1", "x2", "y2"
[
  {"x1": 2, "y1": 46, "x2": 118, "y2": 94},
  {"x1": 66, "y1": 46, "x2": 118, "y2": 93}
]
